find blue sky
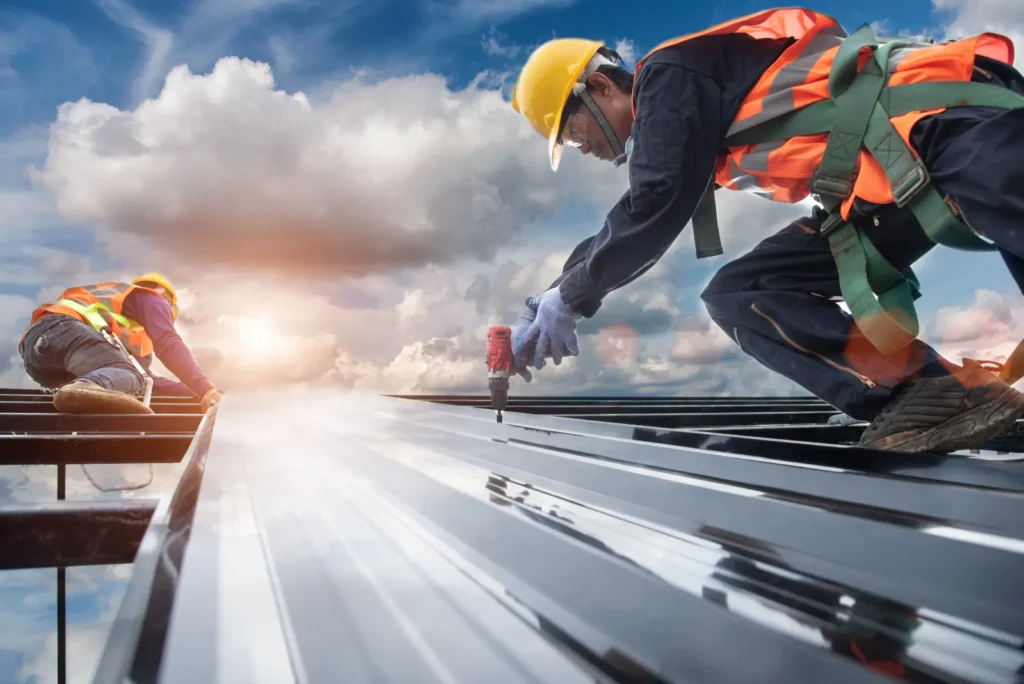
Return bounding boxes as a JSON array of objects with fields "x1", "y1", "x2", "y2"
[
  {"x1": 0, "y1": 0, "x2": 946, "y2": 133},
  {"x1": 5, "y1": 1, "x2": 1024, "y2": 681},
  {"x1": 0, "y1": 1, "x2": 1019, "y2": 388}
]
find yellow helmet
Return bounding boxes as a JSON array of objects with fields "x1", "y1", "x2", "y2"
[
  {"x1": 512, "y1": 38, "x2": 604, "y2": 171},
  {"x1": 132, "y1": 272, "x2": 179, "y2": 320}
]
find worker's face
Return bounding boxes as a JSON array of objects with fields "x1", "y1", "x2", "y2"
[
  {"x1": 153, "y1": 287, "x2": 179, "y2": 319},
  {"x1": 559, "y1": 73, "x2": 634, "y2": 163}
]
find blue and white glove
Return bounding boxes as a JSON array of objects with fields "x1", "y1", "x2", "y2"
[
  {"x1": 509, "y1": 305, "x2": 536, "y2": 382},
  {"x1": 514, "y1": 287, "x2": 582, "y2": 370}
]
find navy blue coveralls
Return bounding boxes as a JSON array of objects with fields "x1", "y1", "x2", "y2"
[{"x1": 550, "y1": 34, "x2": 1024, "y2": 421}]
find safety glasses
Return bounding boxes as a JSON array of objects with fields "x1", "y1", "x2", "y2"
[{"x1": 559, "y1": 110, "x2": 589, "y2": 149}]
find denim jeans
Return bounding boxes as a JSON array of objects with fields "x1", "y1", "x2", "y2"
[{"x1": 20, "y1": 315, "x2": 146, "y2": 395}]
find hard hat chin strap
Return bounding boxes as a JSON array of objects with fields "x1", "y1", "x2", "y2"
[{"x1": 573, "y1": 83, "x2": 628, "y2": 167}]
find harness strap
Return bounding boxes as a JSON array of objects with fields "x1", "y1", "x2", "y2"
[
  {"x1": 814, "y1": 27, "x2": 1003, "y2": 352},
  {"x1": 798, "y1": 31, "x2": 925, "y2": 353},
  {"x1": 58, "y1": 298, "x2": 141, "y2": 337},
  {"x1": 708, "y1": 23, "x2": 1023, "y2": 354},
  {"x1": 723, "y1": 82, "x2": 1024, "y2": 148},
  {"x1": 692, "y1": 181, "x2": 724, "y2": 258}
]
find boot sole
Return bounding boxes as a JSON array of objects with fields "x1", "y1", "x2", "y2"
[
  {"x1": 53, "y1": 386, "x2": 155, "y2": 415},
  {"x1": 866, "y1": 386, "x2": 1024, "y2": 454}
]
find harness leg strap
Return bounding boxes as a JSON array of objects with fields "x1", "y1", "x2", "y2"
[{"x1": 692, "y1": 183, "x2": 724, "y2": 259}]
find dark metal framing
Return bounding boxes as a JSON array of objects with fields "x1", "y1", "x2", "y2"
[
  {"x1": 0, "y1": 391, "x2": 204, "y2": 684},
  {"x1": 9, "y1": 390, "x2": 1024, "y2": 683}
]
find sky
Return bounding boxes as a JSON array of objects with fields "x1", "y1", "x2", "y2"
[{"x1": 3, "y1": 0, "x2": 1024, "y2": 680}]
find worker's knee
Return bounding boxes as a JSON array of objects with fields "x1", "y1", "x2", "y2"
[
  {"x1": 80, "y1": 366, "x2": 146, "y2": 396},
  {"x1": 701, "y1": 258, "x2": 746, "y2": 315}
]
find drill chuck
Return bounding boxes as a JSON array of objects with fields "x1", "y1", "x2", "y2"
[{"x1": 489, "y1": 375, "x2": 509, "y2": 412}]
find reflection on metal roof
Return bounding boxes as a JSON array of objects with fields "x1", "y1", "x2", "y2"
[{"x1": 6, "y1": 388, "x2": 1024, "y2": 683}]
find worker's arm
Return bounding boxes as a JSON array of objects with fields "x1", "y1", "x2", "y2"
[
  {"x1": 149, "y1": 376, "x2": 196, "y2": 397},
  {"x1": 122, "y1": 290, "x2": 215, "y2": 399},
  {"x1": 553, "y1": 61, "x2": 723, "y2": 317}
]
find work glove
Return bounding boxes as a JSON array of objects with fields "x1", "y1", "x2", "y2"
[
  {"x1": 515, "y1": 287, "x2": 582, "y2": 370},
  {"x1": 509, "y1": 303, "x2": 537, "y2": 382}
]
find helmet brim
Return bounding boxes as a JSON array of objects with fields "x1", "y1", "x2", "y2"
[{"x1": 545, "y1": 42, "x2": 602, "y2": 172}]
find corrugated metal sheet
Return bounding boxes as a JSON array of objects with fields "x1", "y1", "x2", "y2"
[{"x1": 82, "y1": 389, "x2": 1024, "y2": 684}]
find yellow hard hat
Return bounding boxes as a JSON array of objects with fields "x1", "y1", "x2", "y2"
[
  {"x1": 132, "y1": 272, "x2": 179, "y2": 320},
  {"x1": 512, "y1": 38, "x2": 604, "y2": 171}
]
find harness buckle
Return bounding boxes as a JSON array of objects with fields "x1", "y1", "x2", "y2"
[
  {"x1": 818, "y1": 211, "x2": 847, "y2": 238},
  {"x1": 892, "y1": 159, "x2": 930, "y2": 208},
  {"x1": 810, "y1": 171, "x2": 854, "y2": 200}
]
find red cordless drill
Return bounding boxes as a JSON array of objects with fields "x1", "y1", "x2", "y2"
[{"x1": 487, "y1": 326, "x2": 512, "y2": 423}]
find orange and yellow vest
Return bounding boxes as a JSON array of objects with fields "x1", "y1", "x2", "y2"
[
  {"x1": 632, "y1": 8, "x2": 1014, "y2": 220},
  {"x1": 27, "y1": 282, "x2": 159, "y2": 359}
]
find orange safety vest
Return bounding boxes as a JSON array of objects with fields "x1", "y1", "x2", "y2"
[
  {"x1": 27, "y1": 282, "x2": 160, "y2": 359},
  {"x1": 632, "y1": 8, "x2": 1015, "y2": 219}
]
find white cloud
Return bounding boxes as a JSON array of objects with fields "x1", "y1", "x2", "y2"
[
  {"x1": 97, "y1": 0, "x2": 329, "y2": 104},
  {"x1": 36, "y1": 56, "x2": 626, "y2": 279},
  {"x1": 96, "y1": 0, "x2": 175, "y2": 103},
  {"x1": 671, "y1": 314, "x2": 740, "y2": 365},
  {"x1": 934, "y1": 0, "x2": 1024, "y2": 66},
  {"x1": 482, "y1": 28, "x2": 523, "y2": 58},
  {"x1": 0, "y1": 294, "x2": 35, "y2": 332},
  {"x1": 20, "y1": 25, "x2": 852, "y2": 401},
  {"x1": 922, "y1": 288, "x2": 1024, "y2": 372},
  {"x1": 267, "y1": 34, "x2": 297, "y2": 75},
  {"x1": 613, "y1": 39, "x2": 637, "y2": 69}
]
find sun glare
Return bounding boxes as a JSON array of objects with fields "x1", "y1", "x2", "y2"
[{"x1": 238, "y1": 316, "x2": 278, "y2": 355}]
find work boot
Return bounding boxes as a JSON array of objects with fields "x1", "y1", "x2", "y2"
[
  {"x1": 53, "y1": 379, "x2": 154, "y2": 415},
  {"x1": 858, "y1": 359, "x2": 1024, "y2": 454}
]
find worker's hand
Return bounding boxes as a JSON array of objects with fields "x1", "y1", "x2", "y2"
[
  {"x1": 512, "y1": 361, "x2": 533, "y2": 383},
  {"x1": 515, "y1": 287, "x2": 582, "y2": 370},
  {"x1": 200, "y1": 387, "x2": 222, "y2": 412},
  {"x1": 510, "y1": 302, "x2": 538, "y2": 379}
]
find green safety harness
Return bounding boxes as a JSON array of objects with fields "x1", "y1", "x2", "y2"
[
  {"x1": 57, "y1": 297, "x2": 143, "y2": 337},
  {"x1": 692, "y1": 23, "x2": 1024, "y2": 375},
  {"x1": 57, "y1": 297, "x2": 156, "y2": 406}
]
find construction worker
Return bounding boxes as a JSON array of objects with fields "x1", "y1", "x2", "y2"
[
  {"x1": 18, "y1": 274, "x2": 222, "y2": 414},
  {"x1": 509, "y1": 7, "x2": 1024, "y2": 454}
]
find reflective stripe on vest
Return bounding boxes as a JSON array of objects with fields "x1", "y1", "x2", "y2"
[
  {"x1": 633, "y1": 8, "x2": 1014, "y2": 213},
  {"x1": 29, "y1": 282, "x2": 156, "y2": 359}
]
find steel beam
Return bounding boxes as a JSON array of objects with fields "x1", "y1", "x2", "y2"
[
  {"x1": 0, "y1": 413, "x2": 203, "y2": 433},
  {"x1": 0, "y1": 500, "x2": 157, "y2": 569},
  {"x1": 705, "y1": 424, "x2": 865, "y2": 443},
  {"x1": 690, "y1": 424, "x2": 1024, "y2": 455},
  {"x1": 472, "y1": 404, "x2": 840, "y2": 415},
  {"x1": 387, "y1": 393, "x2": 828, "y2": 403},
  {"x1": 92, "y1": 407, "x2": 219, "y2": 684},
  {"x1": 0, "y1": 401, "x2": 202, "y2": 414},
  {"x1": 0, "y1": 394, "x2": 198, "y2": 403},
  {"x1": 374, "y1": 401, "x2": 1024, "y2": 539},
  {"x1": 549, "y1": 410, "x2": 840, "y2": 427},
  {"x1": 447, "y1": 408, "x2": 1024, "y2": 492},
  {"x1": 0, "y1": 434, "x2": 193, "y2": 465}
]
